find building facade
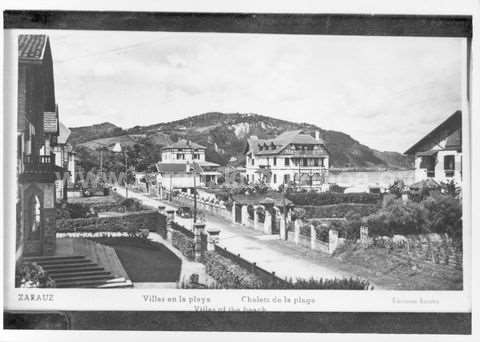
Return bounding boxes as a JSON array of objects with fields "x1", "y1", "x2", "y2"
[
  {"x1": 17, "y1": 35, "x2": 62, "y2": 259},
  {"x1": 244, "y1": 130, "x2": 330, "y2": 190},
  {"x1": 156, "y1": 139, "x2": 221, "y2": 192},
  {"x1": 53, "y1": 122, "x2": 76, "y2": 201},
  {"x1": 405, "y1": 110, "x2": 462, "y2": 185}
]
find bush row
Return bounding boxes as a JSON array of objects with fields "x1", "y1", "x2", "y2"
[
  {"x1": 301, "y1": 203, "x2": 379, "y2": 219},
  {"x1": 286, "y1": 192, "x2": 381, "y2": 206},
  {"x1": 15, "y1": 261, "x2": 55, "y2": 288},
  {"x1": 201, "y1": 252, "x2": 265, "y2": 288}
]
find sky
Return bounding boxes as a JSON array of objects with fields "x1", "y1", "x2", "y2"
[{"x1": 22, "y1": 30, "x2": 465, "y2": 152}]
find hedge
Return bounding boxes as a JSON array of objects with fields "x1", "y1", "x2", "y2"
[
  {"x1": 171, "y1": 230, "x2": 195, "y2": 260},
  {"x1": 301, "y1": 203, "x2": 379, "y2": 219},
  {"x1": 201, "y1": 252, "x2": 265, "y2": 288},
  {"x1": 286, "y1": 192, "x2": 381, "y2": 206}
]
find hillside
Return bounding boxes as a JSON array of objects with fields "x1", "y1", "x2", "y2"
[{"x1": 68, "y1": 112, "x2": 413, "y2": 170}]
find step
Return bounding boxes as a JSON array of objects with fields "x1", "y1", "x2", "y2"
[
  {"x1": 24, "y1": 255, "x2": 86, "y2": 261},
  {"x1": 50, "y1": 270, "x2": 111, "y2": 279},
  {"x1": 54, "y1": 274, "x2": 115, "y2": 283},
  {"x1": 33, "y1": 258, "x2": 90, "y2": 266},
  {"x1": 41, "y1": 262, "x2": 98, "y2": 270},
  {"x1": 57, "y1": 277, "x2": 128, "y2": 288},
  {"x1": 47, "y1": 266, "x2": 106, "y2": 275}
]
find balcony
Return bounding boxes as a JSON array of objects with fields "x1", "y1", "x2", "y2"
[
  {"x1": 19, "y1": 154, "x2": 57, "y2": 183},
  {"x1": 444, "y1": 169, "x2": 455, "y2": 178}
]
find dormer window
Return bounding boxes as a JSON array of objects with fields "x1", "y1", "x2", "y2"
[{"x1": 259, "y1": 145, "x2": 263, "y2": 151}]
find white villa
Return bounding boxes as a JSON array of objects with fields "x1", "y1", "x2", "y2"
[
  {"x1": 405, "y1": 110, "x2": 462, "y2": 185},
  {"x1": 156, "y1": 139, "x2": 221, "y2": 193},
  {"x1": 244, "y1": 130, "x2": 330, "y2": 190}
]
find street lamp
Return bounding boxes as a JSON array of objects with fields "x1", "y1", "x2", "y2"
[{"x1": 112, "y1": 142, "x2": 128, "y2": 198}]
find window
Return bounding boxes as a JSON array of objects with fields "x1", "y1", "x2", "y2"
[
  {"x1": 284, "y1": 174, "x2": 290, "y2": 184},
  {"x1": 251, "y1": 158, "x2": 255, "y2": 166},
  {"x1": 273, "y1": 174, "x2": 277, "y2": 184},
  {"x1": 273, "y1": 157, "x2": 277, "y2": 166},
  {"x1": 444, "y1": 155, "x2": 455, "y2": 177},
  {"x1": 285, "y1": 158, "x2": 290, "y2": 166},
  {"x1": 247, "y1": 174, "x2": 249, "y2": 183},
  {"x1": 303, "y1": 158, "x2": 308, "y2": 166},
  {"x1": 314, "y1": 159, "x2": 319, "y2": 167},
  {"x1": 320, "y1": 158, "x2": 325, "y2": 167}
]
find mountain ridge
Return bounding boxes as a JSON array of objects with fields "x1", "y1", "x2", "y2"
[{"x1": 68, "y1": 112, "x2": 413, "y2": 170}]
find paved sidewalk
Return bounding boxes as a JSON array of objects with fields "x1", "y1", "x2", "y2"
[{"x1": 116, "y1": 187, "x2": 356, "y2": 282}]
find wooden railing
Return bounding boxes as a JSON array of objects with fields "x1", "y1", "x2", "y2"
[{"x1": 21, "y1": 154, "x2": 56, "y2": 174}]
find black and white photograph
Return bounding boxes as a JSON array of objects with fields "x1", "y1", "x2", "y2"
[{"x1": 1, "y1": 2, "x2": 477, "y2": 336}]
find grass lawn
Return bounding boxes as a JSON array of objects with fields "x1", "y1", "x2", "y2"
[{"x1": 90, "y1": 238, "x2": 182, "y2": 282}]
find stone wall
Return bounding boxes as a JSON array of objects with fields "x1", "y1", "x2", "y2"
[{"x1": 56, "y1": 210, "x2": 163, "y2": 234}]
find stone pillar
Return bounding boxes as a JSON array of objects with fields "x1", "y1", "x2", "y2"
[
  {"x1": 279, "y1": 216, "x2": 286, "y2": 240},
  {"x1": 231, "y1": 201, "x2": 236, "y2": 223},
  {"x1": 207, "y1": 228, "x2": 221, "y2": 251},
  {"x1": 241, "y1": 205, "x2": 249, "y2": 226},
  {"x1": 264, "y1": 209, "x2": 272, "y2": 234},
  {"x1": 310, "y1": 224, "x2": 316, "y2": 250},
  {"x1": 294, "y1": 219, "x2": 301, "y2": 245},
  {"x1": 166, "y1": 209, "x2": 175, "y2": 242},
  {"x1": 329, "y1": 229, "x2": 339, "y2": 254},
  {"x1": 193, "y1": 223, "x2": 205, "y2": 261}
]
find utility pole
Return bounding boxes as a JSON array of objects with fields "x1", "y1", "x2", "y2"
[
  {"x1": 125, "y1": 151, "x2": 128, "y2": 198},
  {"x1": 193, "y1": 171, "x2": 197, "y2": 223}
]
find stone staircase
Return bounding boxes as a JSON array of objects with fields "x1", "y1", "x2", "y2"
[{"x1": 24, "y1": 255, "x2": 133, "y2": 288}]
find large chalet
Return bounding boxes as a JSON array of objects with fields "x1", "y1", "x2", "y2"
[{"x1": 244, "y1": 130, "x2": 330, "y2": 190}]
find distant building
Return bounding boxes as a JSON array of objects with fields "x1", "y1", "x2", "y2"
[
  {"x1": 17, "y1": 35, "x2": 61, "y2": 258},
  {"x1": 53, "y1": 122, "x2": 76, "y2": 201},
  {"x1": 244, "y1": 130, "x2": 330, "y2": 190},
  {"x1": 155, "y1": 139, "x2": 221, "y2": 192},
  {"x1": 405, "y1": 110, "x2": 462, "y2": 184}
]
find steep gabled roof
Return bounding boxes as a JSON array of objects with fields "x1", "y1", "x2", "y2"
[
  {"x1": 245, "y1": 130, "x2": 328, "y2": 156},
  {"x1": 404, "y1": 111, "x2": 462, "y2": 155},
  {"x1": 162, "y1": 139, "x2": 206, "y2": 150},
  {"x1": 19, "y1": 35, "x2": 48, "y2": 62},
  {"x1": 58, "y1": 122, "x2": 72, "y2": 145}
]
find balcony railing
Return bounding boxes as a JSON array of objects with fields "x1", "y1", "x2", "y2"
[{"x1": 21, "y1": 154, "x2": 56, "y2": 174}]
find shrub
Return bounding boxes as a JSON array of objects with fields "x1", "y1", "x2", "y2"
[
  {"x1": 15, "y1": 262, "x2": 55, "y2": 288},
  {"x1": 365, "y1": 199, "x2": 428, "y2": 236},
  {"x1": 121, "y1": 198, "x2": 143, "y2": 211},
  {"x1": 364, "y1": 194, "x2": 462, "y2": 239},
  {"x1": 286, "y1": 192, "x2": 380, "y2": 206},
  {"x1": 423, "y1": 193, "x2": 462, "y2": 240},
  {"x1": 171, "y1": 230, "x2": 195, "y2": 260}
]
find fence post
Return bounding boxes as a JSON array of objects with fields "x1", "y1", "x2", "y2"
[
  {"x1": 310, "y1": 224, "x2": 316, "y2": 250},
  {"x1": 241, "y1": 205, "x2": 249, "y2": 226},
  {"x1": 294, "y1": 219, "x2": 301, "y2": 245},
  {"x1": 231, "y1": 201, "x2": 236, "y2": 223},
  {"x1": 166, "y1": 209, "x2": 175, "y2": 242},
  {"x1": 329, "y1": 229, "x2": 339, "y2": 254},
  {"x1": 264, "y1": 210, "x2": 272, "y2": 234}
]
